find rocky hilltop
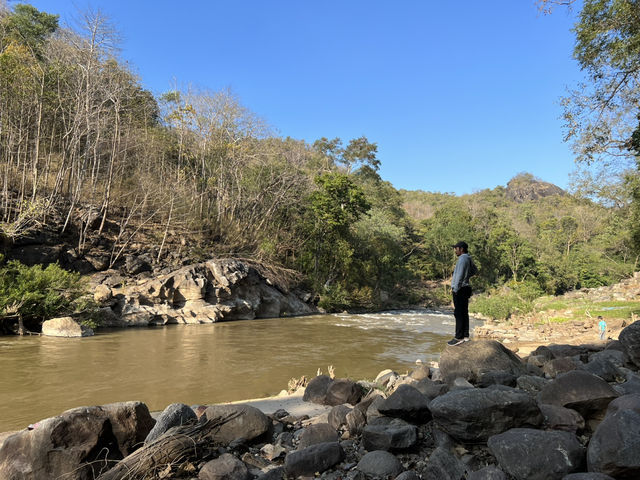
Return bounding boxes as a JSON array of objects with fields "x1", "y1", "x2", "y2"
[
  {"x1": 505, "y1": 173, "x2": 566, "y2": 203},
  {"x1": 2, "y1": 321, "x2": 640, "y2": 479}
]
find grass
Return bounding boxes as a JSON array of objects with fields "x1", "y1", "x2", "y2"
[{"x1": 533, "y1": 297, "x2": 640, "y2": 322}]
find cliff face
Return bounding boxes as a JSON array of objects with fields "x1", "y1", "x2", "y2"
[{"x1": 505, "y1": 175, "x2": 566, "y2": 203}]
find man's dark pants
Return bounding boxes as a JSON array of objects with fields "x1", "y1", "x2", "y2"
[{"x1": 452, "y1": 286, "x2": 472, "y2": 339}]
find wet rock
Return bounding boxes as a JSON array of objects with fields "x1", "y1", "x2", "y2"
[
  {"x1": 145, "y1": 403, "x2": 196, "y2": 443},
  {"x1": 439, "y1": 340, "x2": 526, "y2": 384},
  {"x1": 328, "y1": 404, "x2": 352, "y2": 430},
  {"x1": 41, "y1": 316, "x2": 94, "y2": 337},
  {"x1": 199, "y1": 453, "x2": 250, "y2": 480},
  {"x1": 204, "y1": 404, "x2": 271, "y2": 444},
  {"x1": 362, "y1": 417, "x2": 418, "y2": 451},
  {"x1": 297, "y1": 423, "x2": 338, "y2": 449},
  {"x1": 587, "y1": 394, "x2": 640, "y2": 479},
  {"x1": 325, "y1": 379, "x2": 363, "y2": 406},
  {"x1": 468, "y1": 466, "x2": 508, "y2": 480},
  {"x1": 539, "y1": 404, "x2": 585, "y2": 433},
  {"x1": 619, "y1": 321, "x2": 640, "y2": 368},
  {"x1": 537, "y1": 370, "x2": 619, "y2": 419},
  {"x1": 377, "y1": 384, "x2": 431, "y2": 422},
  {"x1": 303, "y1": 375, "x2": 333, "y2": 405},
  {"x1": 422, "y1": 446, "x2": 468, "y2": 480},
  {"x1": 356, "y1": 450, "x2": 403, "y2": 478},
  {"x1": 488, "y1": 428, "x2": 586, "y2": 480},
  {"x1": 430, "y1": 386, "x2": 542, "y2": 442},
  {"x1": 284, "y1": 442, "x2": 344, "y2": 477},
  {"x1": 0, "y1": 409, "x2": 122, "y2": 480}
]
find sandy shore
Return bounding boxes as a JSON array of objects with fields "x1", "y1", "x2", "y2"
[{"x1": 225, "y1": 388, "x2": 332, "y2": 419}]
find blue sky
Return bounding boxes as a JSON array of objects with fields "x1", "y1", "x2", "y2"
[{"x1": 23, "y1": 0, "x2": 583, "y2": 195}]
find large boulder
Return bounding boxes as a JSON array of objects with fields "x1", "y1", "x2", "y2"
[
  {"x1": 199, "y1": 453, "x2": 251, "y2": 480},
  {"x1": 587, "y1": 394, "x2": 640, "y2": 478},
  {"x1": 284, "y1": 442, "x2": 344, "y2": 477},
  {"x1": 41, "y1": 317, "x2": 94, "y2": 337},
  {"x1": 377, "y1": 384, "x2": 431, "y2": 422},
  {"x1": 303, "y1": 375, "x2": 333, "y2": 405},
  {"x1": 422, "y1": 446, "x2": 468, "y2": 480},
  {"x1": 430, "y1": 386, "x2": 542, "y2": 442},
  {"x1": 537, "y1": 370, "x2": 619, "y2": 419},
  {"x1": 144, "y1": 403, "x2": 196, "y2": 444},
  {"x1": 325, "y1": 379, "x2": 363, "y2": 406},
  {"x1": 297, "y1": 423, "x2": 338, "y2": 449},
  {"x1": 356, "y1": 450, "x2": 403, "y2": 478},
  {"x1": 439, "y1": 340, "x2": 526, "y2": 384},
  {"x1": 362, "y1": 417, "x2": 418, "y2": 451},
  {"x1": 0, "y1": 409, "x2": 122, "y2": 480},
  {"x1": 204, "y1": 404, "x2": 270, "y2": 444},
  {"x1": 488, "y1": 428, "x2": 586, "y2": 480},
  {"x1": 539, "y1": 404, "x2": 585, "y2": 434},
  {"x1": 619, "y1": 321, "x2": 640, "y2": 368}
]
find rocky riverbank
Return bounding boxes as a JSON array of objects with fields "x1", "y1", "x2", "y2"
[{"x1": 2, "y1": 320, "x2": 640, "y2": 479}]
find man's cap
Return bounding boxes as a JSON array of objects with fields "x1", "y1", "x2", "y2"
[{"x1": 452, "y1": 241, "x2": 468, "y2": 249}]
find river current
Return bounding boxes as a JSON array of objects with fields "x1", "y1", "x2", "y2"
[{"x1": 0, "y1": 310, "x2": 481, "y2": 432}]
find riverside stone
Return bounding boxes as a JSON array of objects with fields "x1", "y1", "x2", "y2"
[
  {"x1": 439, "y1": 340, "x2": 527, "y2": 384},
  {"x1": 579, "y1": 357, "x2": 621, "y2": 382},
  {"x1": 303, "y1": 375, "x2": 333, "y2": 405},
  {"x1": 562, "y1": 474, "x2": 616, "y2": 480},
  {"x1": 430, "y1": 386, "x2": 542, "y2": 442},
  {"x1": 41, "y1": 316, "x2": 93, "y2": 337},
  {"x1": 415, "y1": 377, "x2": 448, "y2": 400},
  {"x1": 328, "y1": 404, "x2": 352, "y2": 430},
  {"x1": 539, "y1": 404, "x2": 585, "y2": 433},
  {"x1": 204, "y1": 404, "x2": 271, "y2": 444},
  {"x1": 543, "y1": 357, "x2": 579, "y2": 378},
  {"x1": 345, "y1": 406, "x2": 367, "y2": 435},
  {"x1": 145, "y1": 403, "x2": 196, "y2": 443},
  {"x1": 199, "y1": 453, "x2": 250, "y2": 480},
  {"x1": 422, "y1": 446, "x2": 468, "y2": 480},
  {"x1": 325, "y1": 379, "x2": 363, "y2": 406},
  {"x1": 619, "y1": 321, "x2": 640, "y2": 368},
  {"x1": 587, "y1": 394, "x2": 640, "y2": 478},
  {"x1": 356, "y1": 450, "x2": 403, "y2": 478},
  {"x1": 488, "y1": 428, "x2": 586, "y2": 480},
  {"x1": 537, "y1": 370, "x2": 619, "y2": 419},
  {"x1": 284, "y1": 442, "x2": 344, "y2": 477},
  {"x1": 297, "y1": 423, "x2": 338, "y2": 449},
  {"x1": 516, "y1": 375, "x2": 549, "y2": 394},
  {"x1": 468, "y1": 466, "x2": 508, "y2": 480},
  {"x1": 377, "y1": 384, "x2": 431, "y2": 422},
  {"x1": 477, "y1": 370, "x2": 517, "y2": 387},
  {"x1": 362, "y1": 417, "x2": 418, "y2": 451},
  {"x1": 94, "y1": 402, "x2": 155, "y2": 455}
]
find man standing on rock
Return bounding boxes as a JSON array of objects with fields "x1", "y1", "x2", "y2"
[{"x1": 448, "y1": 241, "x2": 477, "y2": 346}]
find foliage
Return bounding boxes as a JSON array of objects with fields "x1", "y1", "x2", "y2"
[
  {"x1": 0, "y1": 261, "x2": 89, "y2": 322},
  {"x1": 469, "y1": 280, "x2": 542, "y2": 321}
]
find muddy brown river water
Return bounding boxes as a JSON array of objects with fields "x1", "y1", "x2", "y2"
[{"x1": 0, "y1": 310, "x2": 481, "y2": 432}]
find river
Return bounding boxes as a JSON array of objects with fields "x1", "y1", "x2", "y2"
[{"x1": 0, "y1": 310, "x2": 480, "y2": 433}]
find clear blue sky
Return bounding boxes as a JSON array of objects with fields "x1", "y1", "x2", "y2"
[{"x1": 24, "y1": 0, "x2": 583, "y2": 195}]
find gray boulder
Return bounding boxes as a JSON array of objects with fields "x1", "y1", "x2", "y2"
[
  {"x1": 204, "y1": 404, "x2": 270, "y2": 444},
  {"x1": 362, "y1": 417, "x2": 418, "y2": 451},
  {"x1": 303, "y1": 375, "x2": 333, "y2": 405},
  {"x1": 356, "y1": 450, "x2": 403, "y2": 477},
  {"x1": 439, "y1": 340, "x2": 526, "y2": 384},
  {"x1": 562, "y1": 474, "x2": 616, "y2": 479},
  {"x1": 378, "y1": 384, "x2": 431, "y2": 422},
  {"x1": 587, "y1": 394, "x2": 640, "y2": 479},
  {"x1": 297, "y1": 423, "x2": 338, "y2": 449},
  {"x1": 395, "y1": 471, "x2": 421, "y2": 480},
  {"x1": 539, "y1": 404, "x2": 585, "y2": 433},
  {"x1": 516, "y1": 375, "x2": 549, "y2": 394},
  {"x1": 145, "y1": 403, "x2": 196, "y2": 443},
  {"x1": 468, "y1": 466, "x2": 508, "y2": 480},
  {"x1": 430, "y1": 386, "x2": 542, "y2": 442},
  {"x1": 477, "y1": 370, "x2": 517, "y2": 387},
  {"x1": 41, "y1": 316, "x2": 94, "y2": 337},
  {"x1": 589, "y1": 348, "x2": 628, "y2": 368},
  {"x1": 619, "y1": 321, "x2": 640, "y2": 368},
  {"x1": 414, "y1": 377, "x2": 448, "y2": 401},
  {"x1": 543, "y1": 357, "x2": 579, "y2": 378},
  {"x1": 615, "y1": 371, "x2": 640, "y2": 396},
  {"x1": 488, "y1": 428, "x2": 586, "y2": 480},
  {"x1": 579, "y1": 357, "x2": 622, "y2": 383},
  {"x1": 325, "y1": 379, "x2": 363, "y2": 406},
  {"x1": 199, "y1": 453, "x2": 250, "y2": 480},
  {"x1": 284, "y1": 442, "x2": 344, "y2": 477},
  {"x1": 422, "y1": 446, "x2": 468, "y2": 480},
  {"x1": 328, "y1": 404, "x2": 352, "y2": 430},
  {"x1": 94, "y1": 402, "x2": 155, "y2": 455},
  {"x1": 537, "y1": 370, "x2": 619, "y2": 419},
  {"x1": 346, "y1": 406, "x2": 367, "y2": 435},
  {"x1": 0, "y1": 409, "x2": 122, "y2": 480}
]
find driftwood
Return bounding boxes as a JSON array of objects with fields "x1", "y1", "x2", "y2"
[{"x1": 96, "y1": 412, "x2": 240, "y2": 480}]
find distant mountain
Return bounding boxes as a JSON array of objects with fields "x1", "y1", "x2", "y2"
[{"x1": 505, "y1": 173, "x2": 566, "y2": 203}]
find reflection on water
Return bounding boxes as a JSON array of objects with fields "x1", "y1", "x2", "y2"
[{"x1": 0, "y1": 310, "x2": 480, "y2": 432}]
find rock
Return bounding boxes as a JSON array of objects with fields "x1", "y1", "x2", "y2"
[
  {"x1": 328, "y1": 404, "x2": 352, "y2": 430},
  {"x1": 439, "y1": 340, "x2": 526, "y2": 384},
  {"x1": 619, "y1": 321, "x2": 640, "y2": 368},
  {"x1": 562, "y1": 473, "x2": 616, "y2": 479},
  {"x1": 199, "y1": 453, "x2": 250, "y2": 480},
  {"x1": 204, "y1": 404, "x2": 270, "y2": 444},
  {"x1": 395, "y1": 471, "x2": 421, "y2": 480},
  {"x1": 414, "y1": 377, "x2": 448, "y2": 400},
  {"x1": 325, "y1": 379, "x2": 363, "y2": 406},
  {"x1": 545, "y1": 344, "x2": 588, "y2": 359},
  {"x1": 516, "y1": 375, "x2": 549, "y2": 395},
  {"x1": 615, "y1": 371, "x2": 640, "y2": 395},
  {"x1": 543, "y1": 357, "x2": 579, "y2": 378},
  {"x1": 468, "y1": 466, "x2": 508, "y2": 480},
  {"x1": 303, "y1": 375, "x2": 333, "y2": 405},
  {"x1": 297, "y1": 423, "x2": 338, "y2": 449},
  {"x1": 539, "y1": 404, "x2": 585, "y2": 433},
  {"x1": 284, "y1": 442, "x2": 344, "y2": 477},
  {"x1": 346, "y1": 406, "x2": 367, "y2": 435},
  {"x1": 41, "y1": 316, "x2": 93, "y2": 337},
  {"x1": 356, "y1": 450, "x2": 403, "y2": 478},
  {"x1": 589, "y1": 349, "x2": 628, "y2": 368},
  {"x1": 422, "y1": 446, "x2": 468, "y2": 480},
  {"x1": 532, "y1": 345, "x2": 555, "y2": 361},
  {"x1": 430, "y1": 386, "x2": 542, "y2": 442},
  {"x1": 145, "y1": 403, "x2": 196, "y2": 443},
  {"x1": 537, "y1": 370, "x2": 619, "y2": 419},
  {"x1": 410, "y1": 364, "x2": 431, "y2": 381},
  {"x1": 579, "y1": 357, "x2": 621, "y2": 383},
  {"x1": 587, "y1": 393, "x2": 640, "y2": 478},
  {"x1": 450, "y1": 377, "x2": 475, "y2": 390},
  {"x1": 377, "y1": 384, "x2": 431, "y2": 422},
  {"x1": 488, "y1": 428, "x2": 586, "y2": 480},
  {"x1": 125, "y1": 254, "x2": 152, "y2": 275},
  {"x1": 97, "y1": 402, "x2": 155, "y2": 456},
  {"x1": 375, "y1": 369, "x2": 397, "y2": 388},
  {"x1": 0, "y1": 409, "x2": 122, "y2": 480},
  {"x1": 477, "y1": 370, "x2": 517, "y2": 387},
  {"x1": 254, "y1": 466, "x2": 284, "y2": 480},
  {"x1": 361, "y1": 417, "x2": 418, "y2": 451},
  {"x1": 93, "y1": 284, "x2": 113, "y2": 303}
]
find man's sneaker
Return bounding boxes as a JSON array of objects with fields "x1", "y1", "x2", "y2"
[
  {"x1": 447, "y1": 338, "x2": 465, "y2": 346},
  {"x1": 463, "y1": 337, "x2": 470, "y2": 342}
]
